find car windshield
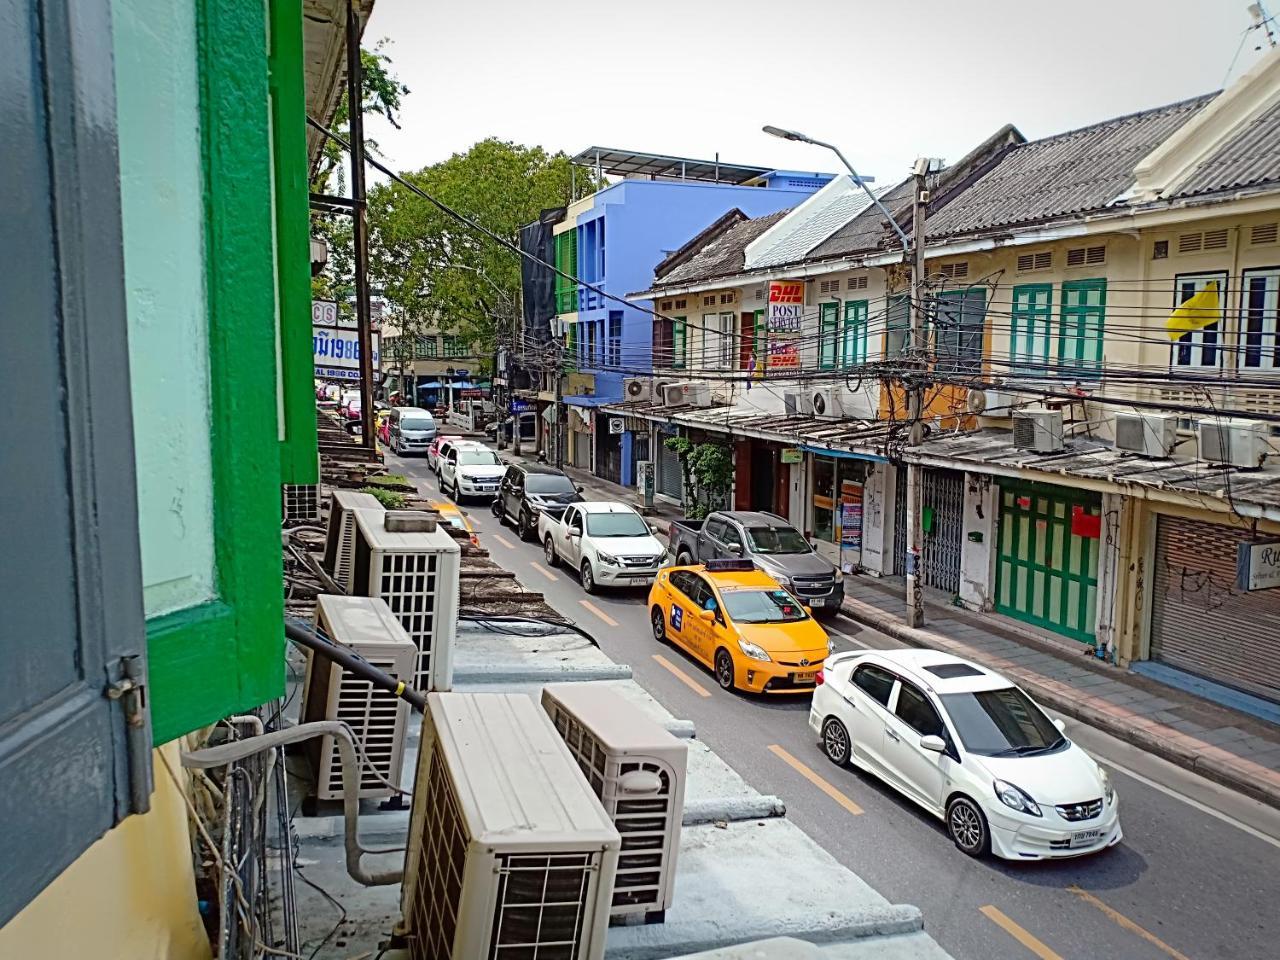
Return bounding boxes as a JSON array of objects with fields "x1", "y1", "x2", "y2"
[
  {"x1": 722, "y1": 589, "x2": 808, "y2": 624},
  {"x1": 745, "y1": 525, "x2": 810, "y2": 554},
  {"x1": 457, "y1": 449, "x2": 500, "y2": 466},
  {"x1": 526, "y1": 474, "x2": 575, "y2": 494},
  {"x1": 401, "y1": 417, "x2": 433, "y2": 431},
  {"x1": 585, "y1": 511, "x2": 650, "y2": 537},
  {"x1": 940, "y1": 688, "x2": 1066, "y2": 757}
]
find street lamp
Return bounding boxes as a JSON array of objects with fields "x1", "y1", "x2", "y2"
[{"x1": 762, "y1": 124, "x2": 910, "y2": 250}]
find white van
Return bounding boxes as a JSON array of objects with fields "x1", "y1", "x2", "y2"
[{"x1": 387, "y1": 406, "x2": 437, "y2": 455}]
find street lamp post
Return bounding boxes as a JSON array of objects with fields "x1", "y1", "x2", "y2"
[{"x1": 763, "y1": 125, "x2": 928, "y2": 628}]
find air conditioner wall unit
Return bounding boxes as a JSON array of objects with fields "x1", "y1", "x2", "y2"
[
  {"x1": 541, "y1": 683, "x2": 687, "y2": 920},
  {"x1": 324, "y1": 490, "x2": 384, "y2": 593},
  {"x1": 1012, "y1": 408, "x2": 1064, "y2": 453},
  {"x1": 840, "y1": 383, "x2": 878, "y2": 420},
  {"x1": 623, "y1": 377, "x2": 654, "y2": 402},
  {"x1": 810, "y1": 387, "x2": 846, "y2": 420},
  {"x1": 783, "y1": 390, "x2": 813, "y2": 417},
  {"x1": 400, "y1": 693, "x2": 621, "y2": 960},
  {"x1": 1199, "y1": 417, "x2": 1268, "y2": 467},
  {"x1": 967, "y1": 388, "x2": 1016, "y2": 416},
  {"x1": 1113, "y1": 412, "x2": 1178, "y2": 457},
  {"x1": 302, "y1": 595, "x2": 415, "y2": 801},
  {"x1": 663, "y1": 381, "x2": 712, "y2": 407},
  {"x1": 352, "y1": 510, "x2": 461, "y2": 691}
]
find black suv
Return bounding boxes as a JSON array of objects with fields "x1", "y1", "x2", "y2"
[{"x1": 494, "y1": 463, "x2": 583, "y2": 541}]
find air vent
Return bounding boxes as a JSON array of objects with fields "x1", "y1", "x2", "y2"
[
  {"x1": 1178, "y1": 232, "x2": 1203, "y2": 254},
  {"x1": 847, "y1": 276, "x2": 868, "y2": 290},
  {"x1": 703, "y1": 294, "x2": 716, "y2": 307},
  {"x1": 323, "y1": 491, "x2": 384, "y2": 592},
  {"x1": 720, "y1": 292, "x2": 734, "y2": 304},
  {"x1": 660, "y1": 300, "x2": 672, "y2": 310},
  {"x1": 754, "y1": 287, "x2": 764, "y2": 300},
  {"x1": 1153, "y1": 240, "x2": 1169, "y2": 260},
  {"x1": 1017, "y1": 251, "x2": 1053, "y2": 272},
  {"x1": 1067, "y1": 245, "x2": 1106, "y2": 267},
  {"x1": 1203, "y1": 228, "x2": 1228, "y2": 250},
  {"x1": 283, "y1": 483, "x2": 320, "y2": 522},
  {"x1": 818, "y1": 279, "x2": 840, "y2": 294},
  {"x1": 674, "y1": 298, "x2": 687, "y2": 309},
  {"x1": 940, "y1": 261, "x2": 969, "y2": 279},
  {"x1": 1252, "y1": 222, "x2": 1278, "y2": 246}
]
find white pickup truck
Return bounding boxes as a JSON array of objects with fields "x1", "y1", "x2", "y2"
[{"x1": 540, "y1": 500, "x2": 666, "y2": 594}]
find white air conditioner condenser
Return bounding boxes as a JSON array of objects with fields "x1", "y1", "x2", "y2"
[
  {"x1": 1012, "y1": 409, "x2": 1065, "y2": 453},
  {"x1": 810, "y1": 387, "x2": 846, "y2": 420},
  {"x1": 324, "y1": 491, "x2": 384, "y2": 593},
  {"x1": 1113, "y1": 412, "x2": 1177, "y2": 458},
  {"x1": 351, "y1": 510, "x2": 461, "y2": 691},
  {"x1": 1199, "y1": 417, "x2": 1268, "y2": 467},
  {"x1": 624, "y1": 377, "x2": 654, "y2": 402},
  {"x1": 541, "y1": 683, "x2": 687, "y2": 921},
  {"x1": 400, "y1": 693, "x2": 621, "y2": 960},
  {"x1": 663, "y1": 381, "x2": 711, "y2": 407},
  {"x1": 302, "y1": 595, "x2": 415, "y2": 801},
  {"x1": 783, "y1": 390, "x2": 813, "y2": 417}
]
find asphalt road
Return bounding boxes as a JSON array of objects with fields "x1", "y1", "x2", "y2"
[{"x1": 392, "y1": 450, "x2": 1280, "y2": 960}]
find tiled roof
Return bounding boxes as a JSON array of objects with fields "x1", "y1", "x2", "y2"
[
  {"x1": 1172, "y1": 97, "x2": 1280, "y2": 198},
  {"x1": 921, "y1": 94, "x2": 1215, "y2": 239},
  {"x1": 808, "y1": 177, "x2": 915, "y2": 260},
  {"x1": 650, "y1": 208, "x2": 792, "y2": 289},
  {"x1": 748, "y1": 177, "x2": 880, "y2": 269}
]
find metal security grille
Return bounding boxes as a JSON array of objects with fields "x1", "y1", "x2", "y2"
[
  {"x1": 657, "y1": 440, "x2": 682, "y2": 501},
  {"x1": 408, "y1": 748, "x2": 468, "y2": 960},
  {"x1": 377, "y1": 552, "x2": 440, "y2": 689},
  {"x1": 892, "y1": 468, "x2": 964, "y2": 594},
  {"x1": 549, "y1": 709, "x2": 676, "y2": 913},
  {"x1": 489, "y1": 853, "x2": 595, "y2": 959},
  {"x1": 282, "y1": 483, "x2": 319, "y2": 522},
  {"x1": 327, "y1": 657, "x2": 405, "y2": 795},
  {"x1": 1150, "y1": 515, "x2": 1280, "y2": 702},
  {"x1": 598, "y1": 432, "x2": 622, "y2": 485}
]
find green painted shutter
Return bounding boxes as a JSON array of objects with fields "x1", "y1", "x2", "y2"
[
  {"x1": 673, "y1": 317, "x2": 686, "y2": 369},
  {"x1": 842, "y1": 300, "x2": 868, "y2": 365},
  {"x1": 1059, "y1": 279, "x2": 1106, "y2": 376},
  {"x1": 1011, "y1": 284, "x2": 1053, "y2": 373},
  {"x1": 819, "y1": 302, "x2": 838, "y2": 369}
]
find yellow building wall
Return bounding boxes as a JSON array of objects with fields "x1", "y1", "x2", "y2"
[{"x1": 0, "y1": 742, "x2": 210, "y2": 960}]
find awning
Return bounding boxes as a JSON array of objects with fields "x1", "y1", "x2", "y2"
[
  {"x1": 563, "y1": 395, "x2": 617, "y2": 408},
  {"x1": 415, "y1": 380, "x2": 443, "y2": 389},
  {"x1": 799, "y1": 445, "x2": 890, "y2": 464}
]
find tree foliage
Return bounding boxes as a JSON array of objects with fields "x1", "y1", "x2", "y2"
[{"x1": 664, "y1": 437, "x2": 734, "y2": 520}]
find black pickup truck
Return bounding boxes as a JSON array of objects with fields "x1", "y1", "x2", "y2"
[{"x1": 666, "y1": 510, "x2": 844, "y2": 618}]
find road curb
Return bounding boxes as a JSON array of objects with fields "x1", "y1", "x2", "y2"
[{"x1": 839, "y1": 596, "x2": 1280, "y2": 812}]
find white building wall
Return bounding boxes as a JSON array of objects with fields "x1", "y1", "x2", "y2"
[
  {"x1": 958, "y1": 472, "x2": 999, "y2": 610},
  {"x1": 861, "y1": 462, "x2": 895, "y2": 576}
]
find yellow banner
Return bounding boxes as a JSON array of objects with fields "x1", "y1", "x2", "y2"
[{"x1": 1166, "y1": 281, "x2": 1221, "y2": 341}]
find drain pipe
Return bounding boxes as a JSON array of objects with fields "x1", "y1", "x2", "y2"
[{"x1": 286, "y1": 619, "x2": 427, "y2": 711}]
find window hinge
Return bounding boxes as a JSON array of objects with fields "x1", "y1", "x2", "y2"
[{"x1": 106, "y1": 655, "x2": 153, "y2": 815}]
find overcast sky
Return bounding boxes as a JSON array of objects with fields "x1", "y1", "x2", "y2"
[{"x1": 363, "y1": 0, "x2": 1273, "y2": 185}]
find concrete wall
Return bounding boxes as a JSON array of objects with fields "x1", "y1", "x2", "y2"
[
  {"x1": 957, "y1": 472, "x2": 998, "y2": 610},
  {"x1": 0, "y1": 743, "x2": 209, "y2": 960}
]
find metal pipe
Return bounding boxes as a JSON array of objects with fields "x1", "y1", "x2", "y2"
[{"x1": 285, "y1": 619, "x2": 427, "y2": 711}]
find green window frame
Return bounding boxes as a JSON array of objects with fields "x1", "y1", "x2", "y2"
[
  {"x1": 753, "y1": 309, "x2": 766, "y2": 370},
  {"x1": 885, "y1": 293, "x2": 911, "y2": 358},
  {"x1": 672, "y1": 316, "x2": 687, "y2": 369},
  {"x1": 1059, "y1": 279, "x2": 1106, "y2": 376},
  {"x1": 442, "y1": 334, "x2": 468, "y2": 358},
  {"x1": 555, "y1": 229, "x2": 578, "y2": 314},
  {"x1": 416, "y1": 335, "x2": 438, "y2": 359},
  {"x1": 842, "y1": 299, "x2": 868, "y2": 365},
  {"x1": 818, "y1": 302, "x2": 839, "y2": 369},
  {"x1": 1011, "y1": 284, "x2": 1053, "y2": 374},
  {"x1": 145, "y1": 0, "x2": 288, "y2": 743}
]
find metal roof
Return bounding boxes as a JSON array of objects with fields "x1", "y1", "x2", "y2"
[
  {"x1": 747, "y1": 177, "x2": 882, "y2": 270},
  {"x1": 807, "y1": 177, "x2": 914, "y2": 260},
  {"x1": 571, "y1": 146, "x2": 772, "y2": 184},
  {"x1": 1172, "y1": 97, "x2": 1280, "y2": 198},
  {"x1": 303, "y1": 0, "x2": 374, "y2": 171}
]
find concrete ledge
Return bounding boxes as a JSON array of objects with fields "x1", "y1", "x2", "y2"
[
  {"x1": 453, "y1": 663, "x2": 633, "y2": 683},
  {"x1": 682, "y1": 795, "x2": 786, "y2": 825},
  {"x1": 840, "y1": 596, "x2": 1280, "y2": 812}
]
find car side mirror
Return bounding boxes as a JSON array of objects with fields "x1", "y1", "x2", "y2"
[
  {"x1": 699, "y1": 609, "x2": 715, "y2": 622},
  {"x1": 1053, "y1": 718, "x2": 1066, "y2": 733},
  {"x1": 920, "y1": 735, "x2": 946, "y2": 753},
  {"x1": 803, "y1": 605, "x2": 813, "y2": 616},
  {"x1": 576, "y1": 485, "x2": 585, "y2": 493},
  {"x1": 727, "y1": 543, "x2": 742, "y2": 556}
]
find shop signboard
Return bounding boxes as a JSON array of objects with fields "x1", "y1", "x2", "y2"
[
  {"x1": 312, "y1": 299, "x2": 338, "y2": 327},
  {"x1": 767, "y1": 280, "x2": 803, "y2": 371},
  {"x1": 313, "y1": 325, "x2": 380, "y2": 381},
  {"x1": 1237, "y1": 539, "x2": 1280, "y2": 591},
  {"x1": 839, "y1": 481, "x2": 863, "y2": 573},
  {"x1": 781, "y1": 448, "x2": 803, "y2": 464}
]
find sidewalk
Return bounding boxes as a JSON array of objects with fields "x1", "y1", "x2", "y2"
[{"x1": 840, "y1": 575, "x2": 1280, "y2": 809}]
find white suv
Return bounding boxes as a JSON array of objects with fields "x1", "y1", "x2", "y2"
[
  {"x1": 438, "y1": 443, "x2": 504, "y2": 502},
  {"x1": 810, "y1": 649, "x2": 1120, "y2": 860},
  {"x1": 540, "y1": 501, "x2": 665, "y2": 594}
]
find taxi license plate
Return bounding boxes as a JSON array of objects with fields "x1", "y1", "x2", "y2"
[
  {"x1": 809, "y1": 597, "x2": 825, "y2": 607},
  {"x1": 1070, "y1": 829, "x2": 1102, "y2": 848},
  {"x1": 794, "y1": 670, "x2": 818, "y2": 682}
]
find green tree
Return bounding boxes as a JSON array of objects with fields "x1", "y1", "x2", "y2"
[
  {"x1": 367, "y1": 140, "x2": 600, "y2": 364},
  {"x1": 664, "y1": 437, "x2": 734, "y2": 520}
]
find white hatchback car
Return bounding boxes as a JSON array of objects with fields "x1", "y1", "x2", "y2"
[{"x1": 810, "y1": 649, "x2": 1121, "y2": 860}]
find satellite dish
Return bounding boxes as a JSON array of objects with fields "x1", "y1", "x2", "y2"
[{"x1": 966, "y1": 389, "x2": 987, "y2": 414}]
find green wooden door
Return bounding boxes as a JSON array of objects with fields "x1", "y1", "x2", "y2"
[{"x1": 995, "y1": 482, "x2": 1101, "y2": 643}]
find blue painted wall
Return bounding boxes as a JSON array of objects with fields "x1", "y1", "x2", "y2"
[{"x1": 569, "y1": 178, "x2": 826, "y2": 401}]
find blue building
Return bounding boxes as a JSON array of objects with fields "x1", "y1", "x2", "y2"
[{"x1": 551, "y1": 148, "x2": 832, "y2": 484}]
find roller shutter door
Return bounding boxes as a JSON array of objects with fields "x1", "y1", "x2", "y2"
[
  {"x1": 657, "y1": 440, "x2": 683, "y2": 501},
  {"x1": 1150, "y1": 515, "x2": 1280, "y2": 702}
]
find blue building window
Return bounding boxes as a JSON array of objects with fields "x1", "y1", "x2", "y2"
[{"x1": 607, "y1": 312, "x2": 622, "y2": 367}]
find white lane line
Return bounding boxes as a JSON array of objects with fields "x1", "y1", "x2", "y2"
[
  {"x1": 491, "y1": 534, "x2": 516, "y2": 550},
  {"x1": 1100, "y1": 756, "x2": 1280, "y2": 851},
  {"x1": 825, "y1": 626, "x2": 870, "y2": 649},
  {"x1": 530, "y1": 564, "x2": 558, "y2": 582}
]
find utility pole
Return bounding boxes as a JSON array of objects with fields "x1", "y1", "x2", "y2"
[
  {"x1": 554, "y1": 340, "x2": 565, "y2": 470},
  {"x1": 904, "y1": 158, "x2": 930, "y2": 628},
  {"x1": 345, "y1": 0, "x2": 376, "y2": 448}
]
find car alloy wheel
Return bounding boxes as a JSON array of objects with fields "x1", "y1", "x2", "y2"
[
  {"x1": 946, "y1": 797, "x2": 990, "y2": 857},
  {"x1": 650, "y1": 606, "x2": 666, "y2": 642},
  {"x1": 715, "y1": 649, "x2": 735, "y2": 691},
  {"x1": 519, "y1": 510, "x2": 535, "y2": 542},
  {"x1": 676, "y1": 551, "x2": 693, "y2": 567},
  {"x1": 822, "y1": 718, "x2": 851, "y2": 766},
  {"x1": 544, "y1": 537, "x2": 558, "y2": 568},
  {"x1": 580, "y1": 561, "x2": 596, "y2": 595}
]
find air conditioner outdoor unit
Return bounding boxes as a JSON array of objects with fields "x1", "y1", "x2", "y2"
[
  {"x1": 323, "y1": 491, "x2": 384, "y2": 593},
  {"x1": 967, "y1": 388, "x2": 1016, "y2": 416},
  {"x1": 400, "y1": 693, "x2": 621, "y2": 960},
  {"x1": 1114, "y1": 412, "x2": 1178, "y2": 458},
  {"x1": 810, "y1": 387, "x2": 847, "y2": 420},
  {"x1": 1012, "y1": 409, "x2": 1064, "y2": 453},
  {"x1": 1199, "y1": 418, "x2": 1268, "y2": 467},
  {"x1": 541, "y1": 683, "x2": 687, "y2": 921},
  {"x1": 840, "y1": 384, "x2": 878, "y2": 420},
  {"x1": 624, "y1": 377, "x2": 654, "y2": 402},
  {"x1": 783, "y1": 390, "x2": 813, "y2": 417},
  {"x1": 351, "y1": 510, "x2": 461, "y2": 691},
  {"x1": 663, "y1": 381, "x2": 712, "y2": 408},
  {"x1": 302, "y1": 595, "x2": 415, "y2": 801},
  {"x1": 282, "y1": 483, "x2": 320, "y2": 523}
]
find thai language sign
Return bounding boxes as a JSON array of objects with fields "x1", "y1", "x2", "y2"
[{"x1": 314, "y1": 325, "x2": 380, "y2": 381}]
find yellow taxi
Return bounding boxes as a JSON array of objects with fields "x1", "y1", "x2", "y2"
[
  {"x1": 429, "y1": 499, "x2": 479, "y2": 547},
  {"x1": 648, "y1": 559, "x2": 832, "y2": 694}
]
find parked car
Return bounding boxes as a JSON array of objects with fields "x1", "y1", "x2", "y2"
[
  {"x1": 387, "y1": 406, "x2": 437, "y2": 455},
  {"x1": 666, "y1": 511, "x2": 844, "y2": 617},
  {"x1": 810, "y1": 649, "x2": 1121, "y2": 860},
  {"x1": 484, "y1": 411, "x2": 537, "y2": 445},
  {"x1": 429, "y1": 500, "x2": 479, "y2": 547},
  {"x1": 540, "y1": 501, "x2": 665, "y2": 594},
  {"x1": 375, "y1": 408, "x2": 393, "y2": 444},
  {"x1": 494, "y1": 463, "x2": 583, "y2": 541},
  {"x1": 431, "y1": 437, "x2": 482, "y2": 478},
  {"x1": 337, "y1": 390, "x2": 361, "y2": 419},
  {"x1": 649, "y1": 558, "x2": 831, "y2": 694},
  {"x1": 426, "y1": 434, "x2": 463, "y2": 472},
  {"x1": 439, "y1": 444, "x2": 505, "y2": 501}
]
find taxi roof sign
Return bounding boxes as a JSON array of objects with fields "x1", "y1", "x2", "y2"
[{"x1": 704, "y1": 558, "x2": 756, "y2": 573}]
